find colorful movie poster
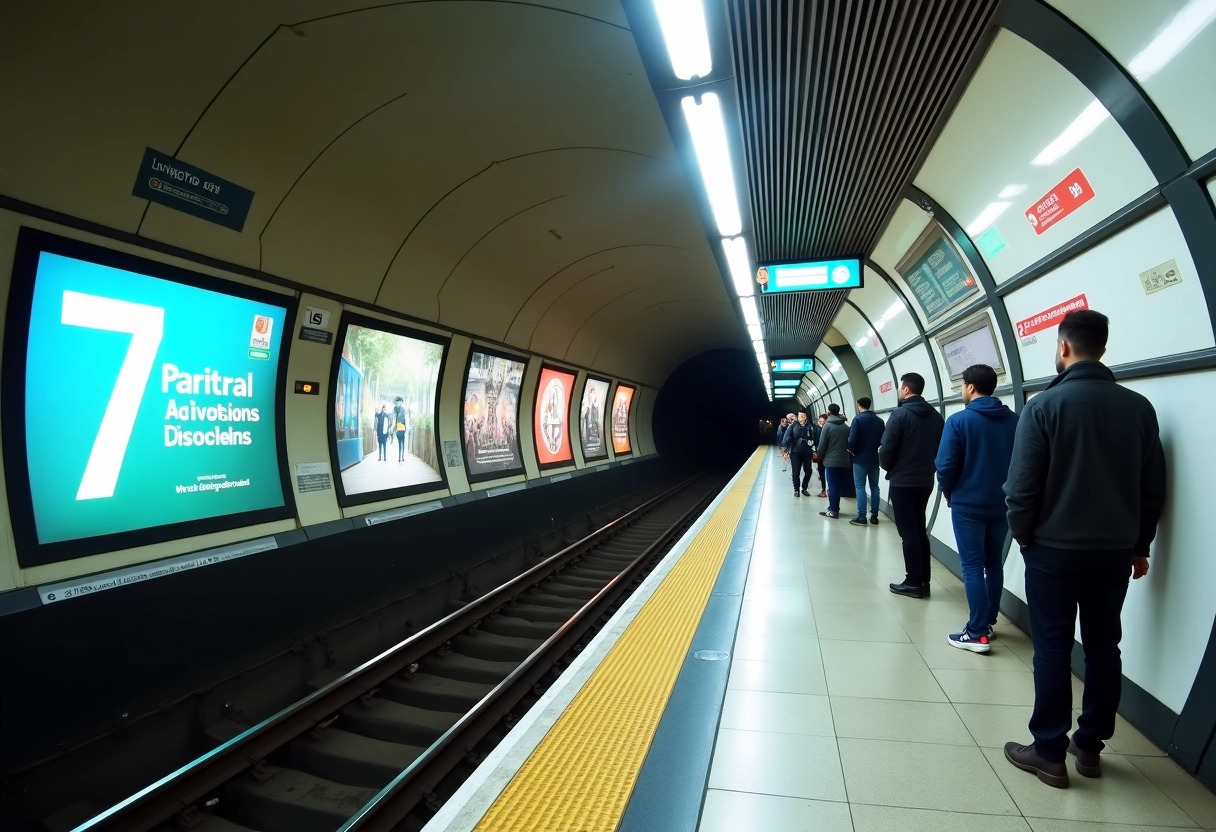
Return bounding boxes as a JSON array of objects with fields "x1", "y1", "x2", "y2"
[
  {"x1": 463, "y1": 351, "x2": 525, "y2": 477},
  {"x1": 332, "y1": 322, "x2": 444, "y2": 497},
  {"x1": 612, "y1": 384, "x2": 635, "y2": 455},
  {"x1": 579, "y1": 377, "x2": 610, "y2": 460},
  {"x1": 535, "y1": 366, "x2": 575, "y2": 466}
]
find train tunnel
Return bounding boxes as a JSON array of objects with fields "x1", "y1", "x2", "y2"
[{"x1": 1, "y1": 0, "x2": 1214, "y2": 829}]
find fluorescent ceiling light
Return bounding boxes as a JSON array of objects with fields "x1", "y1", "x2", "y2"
[
  {"x1": 830, "y1": 361, "x2": 841, "y2": 373},
  {"x1": 997, "y1": 184, "x2": 1027, "y2": 199},
  {"x1": 722, "y1": 236, "x2": 754, "y2": 297},
  {"x1": 653, "y1": 0, "x2": 713, "y2": 80},
  {"x1": 740, "y1": 296, "x2": 759, "y2": 327},
  {"x1": 681, "y1": 93, "x2": 743, "y2": 236},
  {"x1": 880, "y1": 301, "x2": 904, "y2": 322},
  {"x1": 747, "y1": 322, "x2": 762, "y2": 340},
  {"x1": 965, "y1": 201, "x2": 1012, "y2": 236},
  {"x1": 1032, "y1": 100, "x2": 1109, "y2": 166},
  {"x1": 1128, "y1": 0, "x2": 1216, "y2": 81},
  {"x1": 854, "y1": 335, "x2": 868, "y2": 348}
]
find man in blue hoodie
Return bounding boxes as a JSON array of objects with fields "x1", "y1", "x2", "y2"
[
  {"x1": 847, "y1": 397, "x2": 885, "y2": 527},
  {"x1": 934, "y1": 364, "x2": 1019, "y2": 653}
]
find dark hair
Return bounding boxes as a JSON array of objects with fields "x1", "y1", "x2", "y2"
[
  {"x1": 827, "y1": 403, "x2": 841, "y2": 415},
  {"x1": 798, "y1": 409, "x2": 807, "y2": 415},
  {"x1": 962, "y1": 364, "x2": 998, "y2": 396},
  {"x1": 819, "y1": 413, "x2": 828, "y2": 420},
  {"x1": 900, "y1": 372, "x2": 926, "y2": 396},
  {"x1": 857, "y1": 397, "x2": 872, "y2": 410},
  {"x1": 1059, "y1": 309, "x2": 1108, "y2": 358}
]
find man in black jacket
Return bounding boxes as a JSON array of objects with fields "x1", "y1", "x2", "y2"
[
  {"x1": 848, "y1": 397, "x2": 885, "y2": 526},
  {"x1": 782, "y1": 410, "x2": 816, "y2": 497},
  {"x1": 878, "y1": 372, "x2": 944, "y2": 598},
  {"x1": 1002, "y1": 310, "x2": 1166, "y2": 789}
]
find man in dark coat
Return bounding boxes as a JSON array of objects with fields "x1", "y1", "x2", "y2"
[{"x1": 848, "y1": 396, "x2": 885, "y2": 526}]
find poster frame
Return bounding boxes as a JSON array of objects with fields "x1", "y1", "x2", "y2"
[
  {"x1": 460, "y1": 343, "x2": 529, "y2": 485},
  {"x1": 609, "y1": 381, "x2": 637, "y2": 457},
  {"x1": 532, "y1": 362, "x2": 577, "y2": 471},
  {"x1": 0, "y1": 227, "x2": 298, "y2": 567},
  {"x1": 325, "y1": 310, "x2": 451, "y2": 507},
  {"x1": 577, "y1": 373, "x2": 613, "y2": 463}
]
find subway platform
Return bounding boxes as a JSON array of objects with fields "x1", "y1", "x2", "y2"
[{"x1": 424, "y1": 448, "x2": 1216, "y2": 832}]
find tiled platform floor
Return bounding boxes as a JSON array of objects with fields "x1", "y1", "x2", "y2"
[{"x1": 700, "y1": 452, "x2": 1216, "y2": 832}]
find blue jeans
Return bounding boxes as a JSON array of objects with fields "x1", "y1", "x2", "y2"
[
  {"x1": 852, "y1": 462, "x2": 880, "y2": 519},
  {"x1": 951, "y1": 511, "x2": 1007, "y2": 637},
  {"x1": 825, "y1": 466, "x2": 850, "y2": 513}
]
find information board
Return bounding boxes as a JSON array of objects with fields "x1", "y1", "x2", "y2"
[
  {"x1": 462, "y1": 349, "x2": 526, "y2": 480},
  {"x1": 898, "y1": 228, "x2": 979, "y2": 321},
  {"x1": 611, "y1": 384, "x2": 635, "y2": 455},
  {"x1": 1, "y1": 229, "x2": 294, "y2": 565},
  {"x1": 535, "y1": 365, "x2": 576, "y2": 467},
  {"x1": 330, "y1": 316, "x2": 446, "y2": 504},
  {"x1": 758, "y1": 258, "x2": 862, "y2": 293},
  {"x1": 579, "y1": 376, "x2": 611, "y2": 461}
]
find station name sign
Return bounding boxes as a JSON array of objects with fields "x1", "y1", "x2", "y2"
[
  {"x1": 132, "y1": 147, "x2": 254, "y2": 232},
  {"x1": 758, "y1": 258, "x2": 862, "y2": 293}
]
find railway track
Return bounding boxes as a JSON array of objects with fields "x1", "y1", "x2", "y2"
[{"x1": 73, "y1": 473, "x2": 722, "y2": 832}]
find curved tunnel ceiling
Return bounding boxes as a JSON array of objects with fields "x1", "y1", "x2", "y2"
[
  {"x1": 0, "y1": 0, "x2": 747, "y2": 388},
  {"x1": 721, "y1": 0, "x2": 1001, "y2": 358}
]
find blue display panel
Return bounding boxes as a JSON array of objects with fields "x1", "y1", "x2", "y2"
[
  {"x1": 772, "y1": 357, "x2": 815, "y2": 373},
  {"x1": 773, "y1": 379, "x2": 801, "y2": 388},
  {"x1": 1, "y1": 229, "x2": 296, "y2": 567},
  {"x1": 758, "y1": 258, "x2": 862, "y2": 293}
]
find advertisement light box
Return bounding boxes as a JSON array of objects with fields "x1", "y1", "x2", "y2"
[
  {"x1": 758, "y1": 258, "x2": 862, "y2": 293},
  {"x1": 579, "y1": 376, "x2": 611, "y2": 462},
  {"x1": 611, "y1": 384, "x2": 635, "y2": 455},
  {"x1": 535, "y1": 365, "x2": 576, "y2": 468},
  {"x1": 772, "y1": 357, "x2": 815, "y2": 373},
  {"x1": 462, "y1": 348, "x2": 526, "y2": 482},
  {"x1": 1, "y1": 229, "x2": 295, "y2": 566}
]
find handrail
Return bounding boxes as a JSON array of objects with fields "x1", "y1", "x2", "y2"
[{"x1": 73, "y1": 474, "x2": 702, "y2": 832}]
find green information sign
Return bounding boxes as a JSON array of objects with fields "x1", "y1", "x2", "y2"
[
  {"x1": 900, "y1": 232, "x2": 979, "y2": 321},
  {"x1": 976, "y1": 226, "x2": 1007, "y2": 259}
]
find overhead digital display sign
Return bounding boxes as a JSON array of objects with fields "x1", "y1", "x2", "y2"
[
  {"x1": 758, "y1": 258, "x2": 862, "y2": 293},
  {"x1": 1, "y1": 229, "x2": 295, "y2": 566},
  {"x1": 772, "y1": 358, "x2": 815, "y2": 373},
  {"x1": 462, "y1": 348, "x2": 526, "y2": 481},
  {"x1": 330, "y1": 316, "x2": 447, "y2": 504},
  {"x1": 535, "y1": 365, "x2": 576, "y2": 468},
  {"x1": 579, "y1": 376, "x2": 610, "y2": 461},
  {"x1": 773, "y1": 379, "x2": 801, "y2": 388},
  {"x1": 611, "y1": 384, "x2": 635, "y2": 455}
]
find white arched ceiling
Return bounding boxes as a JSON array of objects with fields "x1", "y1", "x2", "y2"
[{"x1": 0, "y1": 0, "x2": 743, "y2": 387}]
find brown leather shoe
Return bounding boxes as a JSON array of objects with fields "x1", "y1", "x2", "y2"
[
  {"x1": 1068, "y1": 738, "x2": 1101, "y2": 778},
  {"x1": 1004, "y1": 742, "x2": 1069, "y2": 788}
]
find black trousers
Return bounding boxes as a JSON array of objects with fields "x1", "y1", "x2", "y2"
[
  {"x1": 790, "y1": 453, "x2": 813, "y2": 491},
  {"x1": 1024, "y1": 544, "x2": 1132, "y2": 762},
  {"x1": 890, "y1": 485, "x2": 933, "y2": 584}
]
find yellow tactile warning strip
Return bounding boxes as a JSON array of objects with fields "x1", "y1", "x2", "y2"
[{"x1": 472, "y1": 449, "x2": 765, "y2": 832}]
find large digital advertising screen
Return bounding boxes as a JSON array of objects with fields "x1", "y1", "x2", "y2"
[
  {"x1": 579, "y1": 376, "x2": 610, "y2": 461},
  {"x1": 330, "y1": 316, "x2": 447, "y2": 504},
  {"x1": 1, "y1": 229, "x2": 295, "y2": 566},
  {"x1": 611, "y1": 383, "x2": 635, "y2": 455},
  {"x1": 534, "y1": 365, "x2": 576, "y2": 468},
  {"x1": 462, "y1": 348, "x2": 526, "y2": 481}
]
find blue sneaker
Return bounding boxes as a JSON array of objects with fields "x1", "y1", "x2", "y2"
[
  {"x1": 948, "y1": 630, "x2": 991, "y2": 653},
  {"x1": 987, "y1": 625, "x2": 996, "y2": 640}
]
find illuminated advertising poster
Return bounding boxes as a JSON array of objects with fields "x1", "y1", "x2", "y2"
[
  {"x1": 462, "y1": 349, "x2": 525, "y2": 479},
  {"x1": 331, "y1": 318, "x2": 446, "y2": 502},
  {"x1": 579, "y1": 376, "x2": 610, "y2": 461},
  {"x1": 534, "y1": 365, "x2": 576, "y2": 467},
  {"x1": 1, "y1": 230, "x2": 293, "y2": 565},
  {"x1": 611, "y1": 384, "x2": 635, "y2": 455}
]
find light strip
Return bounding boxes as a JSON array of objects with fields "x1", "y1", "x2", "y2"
[
  {"x1": 965, "y1": 201, "x2": 1012, "y2": 236},
  {"x1": 653, "y1": 0, "x2": 713, "y2": 80},
  {"x1": 1128, "y1": 0, "x2": 1216, "y2": 81},
  {"x1": 740, "y1": 296, "x2": 759, "y2": 327},
  {"x1": 722, "y1": 236, "x2": 754, "y2": 297},
  {"x1": 681, "y1": 93, "x2": 743, "y2": 236},
  {"x1": 1032, "y1": 100, "x2": 1109, "y2": 166}
]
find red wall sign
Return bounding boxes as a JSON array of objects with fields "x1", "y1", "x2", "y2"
[
  {"x1": 879, "y1": 380, "x2": 894, "y2": 394},
  {"x1": 1015, "y1": 294, "x2": 1089, "y2": 338},
  {"x1": 1025, "y1": 168, "x2": 1094, "y2": 235}
]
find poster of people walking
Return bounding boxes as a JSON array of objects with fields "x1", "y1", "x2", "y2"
[
  {"x1": 612, "y1": 383, "x2": 635, "y2": 455},
  {"x1": 579, "y1": 376, "x2": 610, "y2": 461},
  {"x1": 331, "y1": 318, "x2": 446, "y2": 502},
  {"x1": 534, "y1": 365, "x2": 575, "y2": 467},
  {"x1": 463, "y1": 349, "x2": 525, "y2": 479}
]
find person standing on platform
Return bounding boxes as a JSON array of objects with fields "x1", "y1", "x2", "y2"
[
  {"x1": 817, "y1": 403, "x2": 851, "y2": 519},
  {"x1": 934, "y1": 364, "x2": 1018, "y2": 653},
  {"x1": 782, "y1": 410, "x2": 816, "y2": 497},
  {"x1": 813, "y1": 413, "x2": 828, "y2": 497},
  {"x1": 879, "y1": 373, "x2": 944, "y2": 598},
  {"x1": 776, "y1": 414, "x2": 792, "y2": 471},
  {"x1": 1002, "y1": 310, "x2": 1165, "y2": 789},
  {"x1": 848, "y1": 396, "x2": 885, "y2": 527}
]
